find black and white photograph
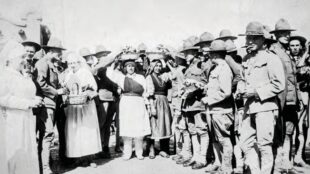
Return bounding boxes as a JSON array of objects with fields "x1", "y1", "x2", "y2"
[{"x1": 0, "y1": 0, "x2": 310, "y2": 173}]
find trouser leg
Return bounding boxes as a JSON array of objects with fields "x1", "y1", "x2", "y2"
[
  {"x1": 134, "y1": 137, "x2": 144, "y2": 158},
  {"x1": 102, "y1": 102, "x2": 116, "y2": 148},
  {"x1": 240, "y1": 113, "x2": 260, "y2": 174},
  {"x1": 256, "y1": 110, "x2": 277, "y2": 174},
  {"x1": 160, "y1": 138, "x2": 170, "y2": 154},
  {"x1": 180, "y1": 129, "x2": 192, "y2": 159},
  {"x1": 234, "y1": 135, "x2": 244, "y2": 168},
  {"x1": 198, "y1": 132, "x2": 209, "y2": 164}
]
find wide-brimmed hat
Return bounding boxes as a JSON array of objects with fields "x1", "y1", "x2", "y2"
[
  {"x1": 270, "y1": 18, "x2": 296, "y2": 33},
  {"x1": 216, "y1": 29, "x2": 237, "y2": 40},
  {"x1": 290, "y1": 35, "x2": 307, "y2": 46},
  {"x1": 239, "y1": 21, "x2": 265, "y2": 36},
  {"x1": 225, "y1": 40, "x2": 237, "y2": 53},
  {"x1": 94, "y1": 45, "x2": 111, "y2": 57},
  {"x1": 194, "y1": 32, "x2": 215, "y2": 46},
  {"x1": 180, "y1": 36, "x2": 200, "y2": 53},
  {"x1": 207, "y1": 40, "x2": 227, "y2": 52},
  {"x1": 263, "y1": 25, "x2": 277, "y2": 44},
  {"x1": 79, "y1": 47, "x2": 93, "y2": 57},
  {"x1": 42, "y1": 37, "x2": 66, "y2": 51},
  {"x1": 146, "y1": 51, "x2": 165, "y2": 62},
  {"x1": 22, "y1": 40, "x2": 41, "y2": 52}
]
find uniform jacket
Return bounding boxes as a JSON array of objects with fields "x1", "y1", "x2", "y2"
[
  {"x1": 270, "y1": 42, "x2": 299, "y2": 106},
  {"x1": 205, "y1": 59, "x2": 234, "y2": 114},
  {"x1": 35, "y1": 56, "x2": 60, "y2": 109},
  {"x1": 239, "y1": 49, "x2": 285, "y2": 114},
  {"x1": 182, "y1": 58, "x2": 206, "y2": 112}
]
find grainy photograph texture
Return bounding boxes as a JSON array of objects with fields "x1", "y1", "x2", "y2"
[{"x1": 0, "y1": 0, "x2": 310, "y2": 174}]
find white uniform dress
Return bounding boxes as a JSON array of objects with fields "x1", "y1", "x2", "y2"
[
  {"x1": 0, "y1": 67, "x2": 39, "y2": 174},
  {"x1": 63, "y1": 68, "x2": 102, "y2": 158},
  {"x1": 106, "y1": 67, "x2": 151, "y2": 138}
]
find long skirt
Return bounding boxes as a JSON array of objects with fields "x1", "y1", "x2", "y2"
[
  {"x1": 119, "y1": 95, "x2": 151, "y2": 137},
  {"x1": 64, "y1": 100, "x2": 102, "y2": 158},
  {"x1": 150, "y1": 94, "x2": 172, "y2": 140},
  {"x1": 5, "y1": 110, "x2": 39, "y2": 174}
]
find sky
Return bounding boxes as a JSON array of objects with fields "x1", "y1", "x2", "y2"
[{"x1": 1, "y1": 0, "x2": 310, "y2": 54}]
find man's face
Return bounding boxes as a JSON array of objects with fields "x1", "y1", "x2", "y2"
[
  {"x1": 49, "y1": 48, "x2": 62, "y2": 60},
  {"x1": 275, "y1": 31, "x2": 291, "y2": 45},
  {"x1": 289, "y1": 39, "x2": 302, "y2": 56},
  {"x1": 24, "y1": 45, "x2": 36, "y2": 60},
  {"x1": 184, "y1": 50, "x2": 196, "y2": 65},
  {"x1": 245, "y1": 35, "x2": 265, "y2": 53}
]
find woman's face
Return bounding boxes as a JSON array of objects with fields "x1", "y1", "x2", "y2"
[
  {"x1": 153, "y1": 61, "x2": 162, "y2": 74},
  {"x1": 68, "y1": 60, "x2": 80, "y2": 73},
  {"x1": 10, "y1": 54, "x2": 27, "y2": 72},
  {"x1": 125, "y1": 64, "x2": 135, "y2": 75}
]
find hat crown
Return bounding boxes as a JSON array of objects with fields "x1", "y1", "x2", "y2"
[
  {"x1": 79, "y1": 47, "x2": 92, "y2": 57},
  {"x1": 210, "y1": 40, "x2": 226, "y2": 51},
  {"x1": 47, "y1": 37, "x2": 63, "y2": 49},
  {"x1": 225, "y1": 40, "x2": 236, "y2": 52},
  {"x1": 187, "y1": 36, "x2": 199, "y2": 45},
  {"x1": 199, "y1": 32, "x2": 214, "y2": 42},
  {"x1": 95, "y1": 45, "x2": 108, "y2": 53},
  {"x1": 219, "y1": 29, "x2": 233, "y2": 37},
  {"x1": 275, "y1": 18, "x2": 292, "y2": 30},
  {"x1": 263, "y1": 25, "x2": 273, "y2": 39},
  {"x1": 245, "y1": 21, "x2": 264, "y2": 35}
]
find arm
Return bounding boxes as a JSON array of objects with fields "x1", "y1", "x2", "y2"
[
  {"x1": 204, "y1": 66, "x2": 233, "y2": 105},
  {"x1": 35, "y1": 61, "x2": 58, "y2": 98},
  {"x1": 106, "y1": 65, "x2": 125, "y2": 90},
  {"x1": 255, "y1": 55, "x2": 286, "y2": 101}
]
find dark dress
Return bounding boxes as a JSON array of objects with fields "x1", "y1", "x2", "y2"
[{"x1": 149, "y1": 74, "x2": 172, "y2": 139}]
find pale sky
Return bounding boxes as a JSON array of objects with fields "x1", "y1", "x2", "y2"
[{"x1": 1, "y1": 0, "x2": 310, "y2": 54}]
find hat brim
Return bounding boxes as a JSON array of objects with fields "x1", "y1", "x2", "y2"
[
  {"x1": 216, "y1": 36, "x2": 237, "y2": 40},
  {"x1": 290, "y1": 36, "x2": 307, "y2": 45},
  {"x1": 206, "y1": 49, "x2": 227, "y2": 53},
  {"x1": 238, "y1": 33, "x2": 264, "y2": 36},
  {"x1": 42, "y1": 45, "x2": 66, "y2": 51},
  {"x1": 269, "y1": 29, "x2": 296, "y2": 34},
  {"x1": 94, "y1": 51, "x2": 111, "y2": 57},
  {"x1": 22, "y1": 41, "x2": 41, "y2": 52},
  {"x1": 194, "y1": 40, "x2": 213, "y2": 46},
  {"x1": 180, "y1": 47, "x2": 200, "y2": 53}
]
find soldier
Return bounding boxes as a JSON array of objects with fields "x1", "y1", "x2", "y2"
[
  {"x1": 289, "y1": 35, "x2": 309, "y2": 167},
  {"x1": 35, "y1": 37, "x2": 68, "y2": 174},
  {"x1": 201, "y1": 40, "x2": 234, "y2": 174},
  {"x1": 178, "y1": 36, "x2": 209, "y2": 170},
  {"x1": 238, "y1": 21, "x2": 285, "y2": 174},
  {"x1": 269, "y1": 18, "x2": 300, "y2": 172}
]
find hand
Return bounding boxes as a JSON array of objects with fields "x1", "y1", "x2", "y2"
[
  {"x1": 201, "y1": 97, "x2": 208, "y2": 105},
  {"x1": 243, "y1": 88, "x2": 258, "y2": 99},
  {"x1": 29, "y1": 97, "x2": 44, "y2": 108}
]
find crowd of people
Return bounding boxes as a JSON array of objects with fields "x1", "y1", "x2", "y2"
[{"x1": 0, "y1": 18, "x2": 310, "y2": 174}]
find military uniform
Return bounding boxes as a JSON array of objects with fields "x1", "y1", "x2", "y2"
[{"x1": 239, "y1": 49, "x2": 285, "y2": 174}]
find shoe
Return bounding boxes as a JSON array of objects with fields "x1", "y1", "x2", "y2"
[
  {"x1": 176, "y1": 158, "x2": 190, "y2": 164},
  {"x1": 159, "y1": 151, "x2": 170, "y2": 158},
  {"x1": 149, "y1": 151, "x2": 156, "y2": 159},
  {"x1": 278, "y1": 159, "x2": 293, "y2": 173},
  {"x1": 122, "y1": 155, "x2": 131, "y2": 161},
  {"x1": 183, "y1": 160, "x2": 195, "y2": 167},
  {"x1": 90, "y1": 162, "x2": 97, "y2": 168},
  {"x1": 114, "y1": 147, "x2": 123, "y2": 153},
  {"x1": 172, "y1": 155, "x2": 183, "y2": 161},
  {"x1": 233, "y1": 166, "x2": 244, "y2": 174},
  {"x1": 294, "y1": 157, "x2": 309, "y2": 168},
  {"x1": 137, "y1": 156, "x2": 144, "y2": 160},
  {"x1": 192, "y1": 162, "x2": 206, "y2": 170},
  {"x1": 205, "y1": 163, "x2": 220, "y2": 173}
]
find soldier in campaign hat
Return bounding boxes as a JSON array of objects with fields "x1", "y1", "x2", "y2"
[
  {"x1": 238, "y1": 21, "x2": 286, "y2": 174},
  {"x1": 269, "y1": 19, "x2": 300, "y2": 172}
]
